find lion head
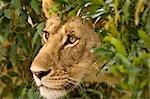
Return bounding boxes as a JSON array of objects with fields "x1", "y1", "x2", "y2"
[{"x1": 30, "y1": 0, "x2": 103, "y2": 99}]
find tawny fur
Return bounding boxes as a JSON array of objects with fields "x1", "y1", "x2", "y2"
[{"x1": 30, "y1": 0, "x2": 119, "y2": 99}]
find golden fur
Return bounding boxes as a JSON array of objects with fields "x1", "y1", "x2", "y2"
[{"x1": 30, "y1": 0, "x2": 119, "y2": 99}]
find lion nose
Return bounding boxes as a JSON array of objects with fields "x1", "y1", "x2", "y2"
[{"x1": 32, "y1": 70, "x2": 51, "y2": 79}]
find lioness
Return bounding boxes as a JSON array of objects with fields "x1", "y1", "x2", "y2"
[{"x1": 30, "y1": 0, "x2": 118, "y2": 99}]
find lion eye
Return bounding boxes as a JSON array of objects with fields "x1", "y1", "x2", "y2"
[
  {"x1": 67, "y1": 35, "x2": 77, "y2": 44},
  {"x1": 65, "y1": 34, "x2": 78, "y2": 45},
  {"x1": 43, "y1": 30, "x2": 49, "y2": 42},
  {"x1": 63, "y1": 34, "x2": 79, "y2": 48}
]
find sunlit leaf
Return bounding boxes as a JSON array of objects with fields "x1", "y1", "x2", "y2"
[
  {"x1": 115, "y1": 53, "x2": 141, "y2": 74},
  {"x1": 110, "y1": 65, "x2": 121, "y2": 76},
  {"x1": 118, "y1": 65, "x2": 126, "y2": 73},
  {"x1": 138, "y1": 29, "x2": 150, "y2": 51},
  {"x1": 105, "y1": 18, "x2": 120, "y2": 37},
  {"x1": 134, "y1": 0, "x2": 144, "y2": 25},
  {"x1": 20, "y1": 88, "x2": 27, "y2": 97},
  {"x1": 140, "y1": 79, "x2": 148, "y2": 89},
  {"x1": 142, "y1": 7, "x2": 150, "y2": 33},
  {"x1": 28, "y1": 15, "x2": 34, "y2": 27},
  {"x1": 113, "y1": 0, "x2": 120, "y2": 25},
  {"x1": 122, "y1": 0, "x2": 130, "y2": 24},
  {"x1": 93, "y1": 0, "x2": 104, "y2": 5},
  {"x1": 104, "y1": 36, "x2": 127, "y2": 56},
  {"x1": 48, "y1": 3, "x2": 60, "y2": 15}
]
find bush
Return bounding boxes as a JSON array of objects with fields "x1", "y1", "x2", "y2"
[{"x1": 0, "y1": 0, "x2": 43, "y2": 98}]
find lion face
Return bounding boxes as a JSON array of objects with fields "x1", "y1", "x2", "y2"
[
  {"x1": 30, "y1": 0, "x2": 101, "y2": 99},
  {"x1": 30, "y1": 15, "x2": 100, "y2": 99}
]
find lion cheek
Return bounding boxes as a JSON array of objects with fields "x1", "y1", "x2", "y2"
[{"x1": 69, "y1": 62, "x2": 90, "y2": 81}]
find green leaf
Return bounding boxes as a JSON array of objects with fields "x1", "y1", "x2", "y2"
[
  {"x1": 138, "y1": 29, "x2": 150, "y2": 51},
  {"x1": 119, "y1": 80, "x2": 130, "y2": 90},
  {"x1": 17, "y1": 35, "x2": 30, "y2": 56},
  {"x1": 48, "y1": 3, "x2": 60, "y2": 15},
  {"x1": 93, "y1": 0, "x2": 104, "y2": 5},
  {"x1": 142, "y1": 8, "x2": 149, "y2": 23},
  {"x1": 21, "y1": 39, "x2": 30, "y2": 56},
  {"x1": 68, "y1": 2, "x2": 84, "y2": 16},
  {"x1": 4, "y1": 9, "x2": 12, "y2": 19},
  {"x1": 0, "y1": 75, "x2": 12, "y2": 86},
  {"x1": 91, "y1": 47, "x2": 114, "y2": 58},
  {"x1": 110, "y1": 65, "x2": 121, "y2": 76},
  {"x1": 20, "y1": 88, "x2": 27, "y2": 97},
  {"x1": 32, "y1": 23, "x2": 44, "y2": 48},
  {"x1": 30, "y1": 0, "x2": 40, "y2": 14},
  {"x1": 145, "y1": 11, "x2": 150, "y2": 33},
  {"x1": 104, "y1": 36, "x2": 127, "y2": 56},
  {"x1": 0, "y1": 16, "x2": 4, "y2": 25},
  {"x1": 122, "y1": 0, "x2": 130, "y2": 24},
  {"x1": 11, "y1": 0, "x2": 21, "y2": 16},
  {"x1": 27, "y1": 88, "x2": 40, "y2": 99},
  {"x1": 87, "y1": 88, "x2": 101, "y2": 96},
  {"x1": 8, "y1": 71, "x2": 19, "y2": 77},
  {"x1": 11, "y1": 0, "x2": 21, "y2": 9},
  {"x1": 56, "y1": 0, "x2": 68, "y2": 4},
  {"x1": 8, "y1": 45, "x2": 17, "y2": 66},
  {"x1": 116, "y1": 53, "x2": 141, "y2": 74},
  {"x1": 118, "y1": 65, "x2": 126, "y2": 73},
  {"x1": 140, "y1": 79, "x2": 148, "y2": 89},
  {"x1": 32, "y1": 38, "x2": 42, "y2": 58}
]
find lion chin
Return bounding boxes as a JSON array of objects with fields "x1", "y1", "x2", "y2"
[{"x1": 39, "y1": 87, "x2": 66, "y2": 99}]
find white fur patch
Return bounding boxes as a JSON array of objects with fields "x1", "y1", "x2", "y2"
[{"x1": 40, "y1": 86, "x2": 66, "y2": 99}]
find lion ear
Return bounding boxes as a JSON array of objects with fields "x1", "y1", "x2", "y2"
[{"x1": 42, "y1": 0, "x2": 55, "y2": 18}]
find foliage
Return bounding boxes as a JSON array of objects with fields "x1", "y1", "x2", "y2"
[
  {"x1": 0, "y1": 0, "x2": 43, "y2": 98},
  {"x1": 0, "y1": 0, "x2": 149, "y2": 98}
]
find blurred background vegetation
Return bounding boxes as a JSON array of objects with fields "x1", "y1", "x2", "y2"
[{"x1": 0, "y1": 0, "x2": 149, "y2": 99}]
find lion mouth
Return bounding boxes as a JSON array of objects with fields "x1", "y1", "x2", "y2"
[
  {"x1": 39, "y1": 85, "x2": 65, "y2": 90},
  {"x1": 39, "y1": 82, "x2": 77, "y2": 91}
]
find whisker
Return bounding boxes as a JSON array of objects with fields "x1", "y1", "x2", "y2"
[
  {"x1": 63, "y1": 84, "x2": 71, "y2": 89},
  {"x1": 76, "y1": 82, "x2": 87, "y2": 95},
  {"x1": 67, "y1": 78, "x2": 77, "y2": 83},
  {"x1": 64, "y1": 81, "x2": 77, "y2": 90}
]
